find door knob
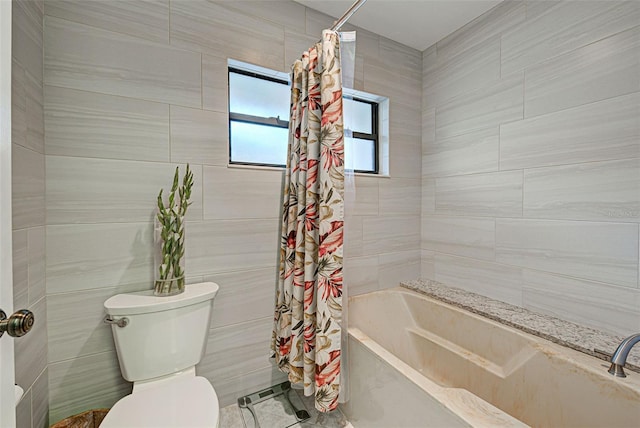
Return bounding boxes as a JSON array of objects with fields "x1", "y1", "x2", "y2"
[{"x1": 0, "y1": 309, "x2": 34, "y2": 338}]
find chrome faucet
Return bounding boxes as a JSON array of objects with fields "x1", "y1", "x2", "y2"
[{"x1": 608, "y1": 333, "x2": 640, "y2": 377}]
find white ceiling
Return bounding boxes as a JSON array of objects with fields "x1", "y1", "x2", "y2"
[{"x1": 294, "y1": 0, "x2": 502, "y2": 51}]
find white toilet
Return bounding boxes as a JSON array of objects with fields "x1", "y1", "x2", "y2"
[{"x1": 101, "y1": 281, "x2": 220, "y2": 428}]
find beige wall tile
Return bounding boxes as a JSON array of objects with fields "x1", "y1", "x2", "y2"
[
  {"x1": 224, "y1": 1, "x2": 306, "y2": 34},
  {"x1": 389, "y1": 139, "x2": 421, "y2": 179},
  {"x1": 284, "y1": 29, "x2": 318, "y2": 71},
  {"x1": 500, "y1": 92, "x2": 640, "y2": 170},
  {"x1": 45, "y1": 85, "x2": 170, "y2": 162},
  {"x1": 362, "y1": 215, "x2": 421, "y2": 255},
  {"x1": 391, "y1": 102, "x2": 422, "y2": 141},
  {"x1": 436, "y1": 73, "x2": 523, "y2": 140},
  {"x1": 379, "y1": 178, "x2": 421, "y2": 216},
  {"x1": 25, "y1": 71, "x2": 44, "y2": 154},
  {"x1": 16, "y1": 389, "x2": 31, "y2": 428},
  {"x1": 12, "y1": 144, "x2": 45, "y2": 229},
  {"x1": 13, "y1": 0, "x2": 43, "y2": 81},
  {"x1": 378, "y1": 37, "x2": 421, "y2": 74},
  {"x1": 434, "y1": 253, "x2": 523, "y2": 306},
  {"x1": 15, "y1": 297, "x2": 47, "y2": 393},
  {"x1": 421, "y1": 107, "x2": 435, "y2": 148},
  {"x1": 304, "y1": 8, "x2": 340, "y2": 45},
  {"x1": 12, "y1": 60, "x2": 44, "y2": 156},
  {"x1": 45, "y1": 16, "x2": 201, "y2": 107},
  {"x1": 496, "y1": 219, "x2": 639, "y2": 288},
  {"x1": 13, "y1": 229, "x2": 28, "y2": 309},
  {"x1": 344, "y1": 255, "x2": 379, "y2": 296},
  {"x1": 187, "y1": 219, "x2": 279, "y2": 276},
  {"x1": 522, "y1": 269, "x2": 640, "y2": 336},
  {"x1": 352, "y1": 175, "x2": 378, "y2": 216},
  {"x1": 32, "y1": 368, "x2": 49, "y2": 428},
  {"x1": 204, "y1": 268, "x2": 277, "y2": 328},
  {"x1": 203, "y1": 166, "x2": 283, "y2": 220},
  {"x1": 13, "y1": 2, "x2": 47, "y2": 425},
  {"x1": 524, "y1": 26, "x2": 640, "y2": 118},
  {"x1": 423, "y1": 36, "x2": 500, "y2": 110},
  {"x1": 202, "y1": 54, "x2": 229, "y2": 113},
  {"x1": 170, "y1": 0, "x2": 285, "y2": 71},
  {"x1": 13, "y1": 57, "x2": 44, "y2": 155},
  {"x1": 27, "y1": 226, "x2": 46, "y2": 304},
  {"x1": 421, "y1": 177, "x2": 435, "y2": 215},
  {"x1": 421, "y1": 0, "x2": 640, "y2": 338},
  {"x1": 379, "y1": 250, "x2": 421, "y2": 290},
  {"x1": 198, "y1": 316, "x2": 273, "y2": 382},
  {"x1": 344, "y1": 215, "x2": 364, "y2": 258},
  {"x1": 48, "y1": 285, "x2": 146, "y2": 363},
  {"x1": 422, "y1": 216, "x2": 495, "y2": 261},
  {"x1": 523, "y1": 158, "x2": 640, "y2": 222},
  {"x1": 352, "y1": 29, "x2": 381, "y2": 62},
  {"x1": 170, "y1": 106, "x2": 228, "y2": 166},
  {"x1": 501, "y1": 1, "x2": 640, "y2": 75},
  {"x1": 423, "y1": 127, "x2": 499, "y2": 178},
  {"x1": 435, "y1": 170, "x2": 523, "y2": 217},
  {"x1": 46, "y1": 156, "x2": 203, "y2": 224},
  {"x1": 421, "y1": 250, "x2": 435, "y2": 279},
  {"x1": 45, "y1": 0, "x2": 169, "y2": 44},
  {"x1": 365, "y1": 57, "x2": 421, "y2": 109},
  {"x1": 48, "y1": 351, "x2": 131, "y2": 425},
  {"x1": 12, "y1": 59, "x2": 27, "y2": 149},
  {"x1": 435, "y1": 1, "x2": 526, "y2": 63},
  {"x1": 46, "y1": 223, "x2": 153, "y2": 293}
]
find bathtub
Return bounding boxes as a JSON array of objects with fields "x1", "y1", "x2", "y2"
[{"x1": 342, "y1": 287, "x2": 640, "y2": 427}]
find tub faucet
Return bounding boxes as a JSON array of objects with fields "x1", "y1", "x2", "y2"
[{"x1": 608, "y1": 333, "x2": 640, "y2": 377}]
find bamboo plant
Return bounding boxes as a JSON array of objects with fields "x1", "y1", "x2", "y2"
[{"x1": 154, "y1": 164, "x2": 193, "y2": 296}]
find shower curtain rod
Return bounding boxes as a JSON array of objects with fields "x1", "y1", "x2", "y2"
[{"x1": 330, "y1": 0, "x2": 368, "y2": 31}]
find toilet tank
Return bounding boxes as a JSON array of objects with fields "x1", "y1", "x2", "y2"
[{"x1": 104, "y1": 282, "x2": 219, "y2": 382}]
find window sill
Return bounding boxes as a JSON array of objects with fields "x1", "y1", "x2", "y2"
[{"x1": 226, "y1": 163, "x2": 390, "y2": 178}]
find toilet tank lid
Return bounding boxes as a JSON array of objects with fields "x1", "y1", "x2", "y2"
[{"x1": 104, "y1": 282, "x2": 219, "y2": 316}]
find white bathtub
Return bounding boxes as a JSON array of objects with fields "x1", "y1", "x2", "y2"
[{"x1": 342, "y1": 287, "x2": 640, "y2": 427}]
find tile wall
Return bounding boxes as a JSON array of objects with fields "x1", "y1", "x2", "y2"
[
  {"x1": 12, "y1": 0, "x2": 49, "y2": 427},
  {"x1": 42, "y1": 0, "x2": 421, "y2": 423},
  {"x1": 421, "y1": 1, "x2": 640, "y2": 336}
]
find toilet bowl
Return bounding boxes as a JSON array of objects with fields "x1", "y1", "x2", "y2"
[{"x1": 101, "y1": 282, "x2": 220, "y2": 428}]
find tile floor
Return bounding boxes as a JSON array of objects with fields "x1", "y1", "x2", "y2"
[{"x1": 219, "y1": 389, "x2": 352, "y2": 428}]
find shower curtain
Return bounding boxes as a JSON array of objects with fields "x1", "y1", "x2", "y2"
[{"x1": 272, "y1": 29, "x2": 345, "y2": 413}]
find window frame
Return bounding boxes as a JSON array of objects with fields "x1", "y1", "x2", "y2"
[
  {"x1": 228, "y1": 67, "x2": 290, "y2": 169},
  {"x1": 228, "y1": 67, "x2": 380, "y2": 174},
  {"x1": 345, "y1": 97, "x2": 379, "y2": 174}
]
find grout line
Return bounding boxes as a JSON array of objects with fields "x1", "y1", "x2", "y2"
[
  {"x1": 495, "y1": 155, "x2": 640, "y2": 174},
  {"x1": 520, "y1": 89, "x2": 638, "y2": 122},
  {"x1": 168, "y1": 104, "x2": 172, "y2": 162},
  {"x1": 44, "y1": 14, "x2": 169, "y2": 48},
  {"x1": 422, "y1": 213, "x2": 640, "y2": 226},
  {"x1": 521, "y1": 169, "x2": 524, "y2": 219}
]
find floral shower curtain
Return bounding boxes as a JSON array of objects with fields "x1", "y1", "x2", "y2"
[{"x1": 271, "y1": 29, "x2": 345, "y2": 413}]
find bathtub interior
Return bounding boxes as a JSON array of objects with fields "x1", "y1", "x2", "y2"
[{"x1": 348, "y1": 288, "x2": 640, "y2": 427}]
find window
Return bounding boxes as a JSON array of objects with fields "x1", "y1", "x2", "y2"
[
  {"x1": 343, "y1": 98, "x2": 378, "y2": 173},
  {"x1": 228, "y1": 65, "x2": 381, "y2": 174}
]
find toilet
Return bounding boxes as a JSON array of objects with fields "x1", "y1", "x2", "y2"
[{"x1": 101, "y1": 281, "x2": 220, "y2": 428}]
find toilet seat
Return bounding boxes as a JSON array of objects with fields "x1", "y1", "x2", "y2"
[{"x1": 100, "y1": 376, "x2": 219, "y2": 428}]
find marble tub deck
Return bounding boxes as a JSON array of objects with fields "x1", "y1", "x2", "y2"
[{"x1": 401, "y1": 279, "x2": 640, "y2": 370}]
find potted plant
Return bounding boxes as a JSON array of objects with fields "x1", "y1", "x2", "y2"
[{"x1": 154, "y1": 164, "x2": 193, "y2": 296}]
